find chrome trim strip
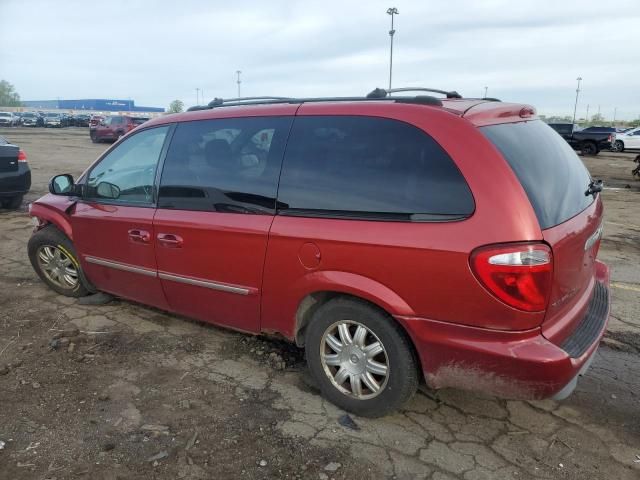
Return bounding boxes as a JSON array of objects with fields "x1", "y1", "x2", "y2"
[
  {"x1": 158, "y1": 272, "x2": 249, "y2": 295},
  {"x1": 85, "y1": 256, "x2": 157, "y2": 277}
]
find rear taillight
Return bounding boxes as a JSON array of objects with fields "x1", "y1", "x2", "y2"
[
  {"x1": 18, "y1": 150, "x2": 27, "y2": 162},
  {"x1": 470, "y1": 243, "x2": 553, "y2": 312}
]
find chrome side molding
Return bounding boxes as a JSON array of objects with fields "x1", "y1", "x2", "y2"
[
  {"x1": 85, "y1": 256, "x2": 157, "y2": 277},
  {"x1": 158, "y1": 272, "x2": 249, "y2": 295},
  {"x1": 84, "y1": 255, "x2": 250, "y2": 296}
]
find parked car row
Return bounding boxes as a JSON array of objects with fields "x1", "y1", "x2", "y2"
[{"x1": 0, "y1": 111, "x2": 93, "y2": 128}]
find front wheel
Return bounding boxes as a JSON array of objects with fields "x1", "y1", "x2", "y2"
[
  {"x1": 612, "y1": 140, "x2": 624, "y2": 153},
  {"x1": 305, "y1": 298, "x2": 419, "y2": 417},
  {"x1": 28, "y1": 226, "x2": 91, "y2": 297}
]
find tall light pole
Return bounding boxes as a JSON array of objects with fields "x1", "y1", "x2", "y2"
[
  {"x1": 195, "y1": 88, "x2": 200, "y2": 105},
  {"x1": 586, "y1": 104, "x2": 590, "y2": 122},
  {"x1": 236, "y1": 70, "x2": 242, "y2": 98},
  {"x1": 386, "y1": 7, "x2": 398, "y2": 90},
  {"x1": 483, "y1": 86, "x2": 488, "y2": 98},
  {"x1": 613, "y1": 107, "x2": 617, "y2": 124},
  {"x1": 571, "y1": 76, "x2": 582, "y2": 126}
]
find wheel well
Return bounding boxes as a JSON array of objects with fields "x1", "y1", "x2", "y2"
[{"x1": 293, "y1": 291, "x2": 421, "y2": 367}]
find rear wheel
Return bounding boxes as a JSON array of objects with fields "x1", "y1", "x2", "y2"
[
  {"x1": 305, "y1": 298, "x2": 419, "y2": 417},
  {"x1": 90, "y1": 131, "x2": 99, "y2": 143},
  {"x1": 581, "y1": 141, "x2": 598, "y2": 156},
  {"x1": 1, "y1": 194, "x2": 23, "y2": 209},
  {"x1": 28, "y1": 226, "x2": 91, "y2": 297}
]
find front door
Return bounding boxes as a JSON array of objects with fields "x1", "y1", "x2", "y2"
[
  {"x1": 71, "y1": 124, "x2": 172, "y2": 308},
  {"x1": 153, "y1": 113, "x2": 295, "y2": 332},
  {"x1": 627, "y1": 129, "x2": 640, "y2": 149}
]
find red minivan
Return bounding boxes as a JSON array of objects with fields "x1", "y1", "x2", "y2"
[
  {"x1": 28, "y1": 89, "x2": 610, "y2": 417},
  {"x1": 91, "y1": 115, "x2": 149, "y2": 143}
]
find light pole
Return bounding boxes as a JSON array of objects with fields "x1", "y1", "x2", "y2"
[
  {"x1": 195, "y1": 88, "x2": 200, "y2": 105},
  {"x1": 386, "y1": 7, "x2": 398, "y2": 90},
  {"x1": 571, "y1": 77, "x2": 582, "y2": 126},
  {"x1": 483, "y1": 86, "x2": 488, "y2": 98},
  {"x1": 586, "y1": 104, "x2": 590, "y2": 122},
  {"x1": 236, "y1": 70, "x2": 242, "y2": 98},
  {"x1": 613, "y1": 107, "x2": 617, "y2": 124}
]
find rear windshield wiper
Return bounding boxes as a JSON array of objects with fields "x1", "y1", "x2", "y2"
[{"x1": 585, "y1": 179, "x2": 603, "y2": 197}]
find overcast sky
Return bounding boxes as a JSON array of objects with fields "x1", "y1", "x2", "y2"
[{"x1": 1, "y1": 0, "x2": 639, "y2": 119}]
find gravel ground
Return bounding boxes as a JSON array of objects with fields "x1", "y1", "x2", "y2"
[{"x1": 0, "y1": 127, "x2": 639, "y2": 480}]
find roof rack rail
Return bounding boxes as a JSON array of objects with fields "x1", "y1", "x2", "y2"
[
  {"x1": 187, "y1": 96, "x2": 294, "y2": 112},
  {"x1": 367, "y1": 87, "x2": 463, "y2": 99},
  {"x1": 185, "y1": 91, "x2": 457, "y2": 112},
  {"x1": 207, "y1": 96, "x2": 294, "y2": 108}
]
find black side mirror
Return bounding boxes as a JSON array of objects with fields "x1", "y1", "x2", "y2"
[{"x1": 49, "y1": 174, "x2": 75, "y2": 195}]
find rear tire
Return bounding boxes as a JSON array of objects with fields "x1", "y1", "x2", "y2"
[
  {"x1": 28, "y1": 225, "x2": 91, "y2": 297},
  {"x1": 1, "y1": 194, "x2": 23, "y2": 209},
  {"x1": 581, "y1": 141, "x2": 598, "y2": 156},
  {"x1": 90, "y1": 131, "x2": 99, "y2": 143},
  {"x1": 305, "y1": 297, "x2": 419, "y2": 417}
]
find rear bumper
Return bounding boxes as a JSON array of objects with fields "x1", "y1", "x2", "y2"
[
  {"x1": 397, "y1": 260, "x2": 610, "y2": 400},
  {"x1": 0, "y1": 163, "x2": 31, "y2": 196}
]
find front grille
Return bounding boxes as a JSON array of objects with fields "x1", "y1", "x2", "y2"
[{"x1": 561, "y1": 282, "x2": 609, "y2": 358}]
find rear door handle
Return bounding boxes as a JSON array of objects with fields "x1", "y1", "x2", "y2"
[
  {"x1": 128, "y1": 229, "x2": 150, "y2": 244},
  {"x1": 157, "y1": 233, "x2": 183, "y2": 248}
]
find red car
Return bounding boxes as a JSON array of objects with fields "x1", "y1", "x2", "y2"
[
  {"x1": 90, "y1": 115, "x2": 149, "y2": 143},
  {"x1": 27, "y1": 89, "x2": 610, "y2": 417}
]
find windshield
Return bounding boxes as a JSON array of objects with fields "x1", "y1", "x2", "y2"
[
  {"x1": 0, "y1": 113, "x2": 11, "y2": 117},
  {"x1": 482, "y1": 120, "x2": 595, "y2": 229},
  {"x1": 46, "y1": 113, "x2": 60, "y2": 118}
]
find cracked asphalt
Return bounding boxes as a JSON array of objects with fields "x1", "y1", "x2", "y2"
[{"x1": 0, "y1": 128, "x2": 639, "y2": 479}]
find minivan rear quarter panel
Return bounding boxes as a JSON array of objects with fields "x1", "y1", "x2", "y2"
[{"x1": 260, "y1": 103, "x2": 547, "y2": 337}]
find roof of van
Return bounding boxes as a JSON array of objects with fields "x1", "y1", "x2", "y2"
[{"x1": 145, "y1": 96, "x2": 537, "y2": 130}]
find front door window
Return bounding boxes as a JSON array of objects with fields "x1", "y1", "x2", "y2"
[{"x1": 86, "y1": 126, "x2": 170, "y2": 204}]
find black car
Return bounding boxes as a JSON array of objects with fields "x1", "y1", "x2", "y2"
[
  {"x1": 0, "y1": 135, "x2": 31, "y2": 209},
  {"x1": 580, "y1": 126, "x2": 617, "y2": 133},
  {"x1": 21, "y1": 112, "x2": 44, "y2": 127},
  {"x1": 74, "y1": 114, "x2": 91, "y2": 127},
  {"x1": 548, "y1": 123, "x2": 614, "y2": 155}
]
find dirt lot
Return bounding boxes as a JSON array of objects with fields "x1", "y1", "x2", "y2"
[{"x1": 1, "y1": 127, "x2": 639, "y2": 480}]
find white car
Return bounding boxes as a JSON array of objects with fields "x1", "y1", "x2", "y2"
[
  {"x1": 612, "y1": 127, "x2": 640, "y2": 152},
  {"x1": 0, "y1": 112, "x2": 18, "y2": 127}
]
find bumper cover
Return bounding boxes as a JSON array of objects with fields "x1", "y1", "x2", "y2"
[
  {"x1": 397, "y1": 261, "x2": 610, "y2": 400},
  {"x1": 0, "y1": 163, "x2": 31, "y2": 196}
]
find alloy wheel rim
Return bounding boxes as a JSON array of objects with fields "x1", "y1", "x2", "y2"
[
  {"x1": 37, "y1": 245, "x2": 78, "y2": 289},
  {"x1": 320, "y1": 320, "x2": 389, "y2": 400}
]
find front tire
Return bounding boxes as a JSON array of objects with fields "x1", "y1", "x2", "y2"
[
  {"x1": 305, "y1": 298, "x2": 419, "y2": 417},
  {"x1": 28, "y1": 226, "x2": 91, "y2": 297},
  {"x1": 613, "y1": 140, "x2": 624, "y2": 153}
]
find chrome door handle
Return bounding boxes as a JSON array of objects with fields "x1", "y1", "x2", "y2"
[
  {"x1": 128, "y1": 229, "x2": 150, "y2": 243},
  {"x1": 157, "y1": 233, "x2": 183, "y2": 248}
]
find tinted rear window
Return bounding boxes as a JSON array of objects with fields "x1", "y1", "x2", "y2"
[
  {"x1": 482, "y1": 120, "x2": 594, "y2": 229},
  {"x1": 277, "y1": 116, "x2": 474, "y2": 221}
]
